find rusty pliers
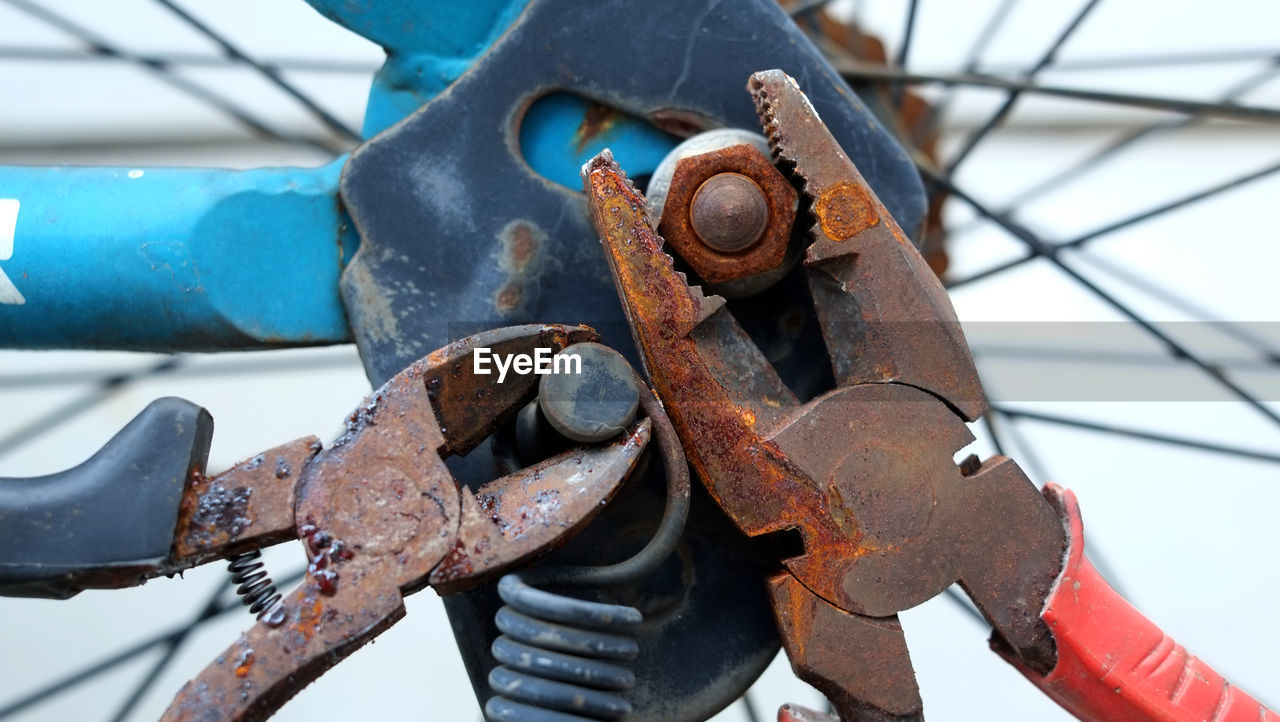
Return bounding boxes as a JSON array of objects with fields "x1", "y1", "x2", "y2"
[
  {"x1": 88, "y1": 325, "x2": 658, "y2": 721},
  {"x1": 583, "y1": 70, "x2": 1277, "y2": 722}
]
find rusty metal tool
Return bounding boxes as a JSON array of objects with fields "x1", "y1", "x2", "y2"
[
  {"x1": 0, "y1": 324, "x2": 656, "y2": 721},
  {"x1": 583, "y1": 70, "x2": 1276, "y2": 722},
  {"x1": 159, "y1": 325, "x2": 660, "y2": 721}
]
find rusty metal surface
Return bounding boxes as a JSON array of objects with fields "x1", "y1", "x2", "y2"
[
  {"x1": 690, "y1": 172, "x2": 771, "y2": 252},
  {"x1": 584, "y1": 70, "x2": 1072, "y2": 719},
  {"x1": 429, "y1": 418, "x2": 651, "y2": 593},
  {"x1": 750, "y1": 70, "x2": 985, "y2": 421},
  {"x1": 172, "y1": 437, "x2": 320, "y2": 567},
  {"x1": 657, "y1": 143, "x2": 796, "y2": 285},
  {"x1": 160, "y1": 325, "x2": 651, "y2": 721},
  {"x1": 421, "y1": 324, "x2": 600, "y2": 456},
  {"x1": 796, "y1": 5, "x2": 952, "y2": 275},
  {"x1": 770, "y1": 573, "x2": 921, "y2": 721}
]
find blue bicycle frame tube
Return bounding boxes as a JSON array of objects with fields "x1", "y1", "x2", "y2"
[
  {"x1": 0, "y1": 0, "x2": 679, "y2": 351},
  {"x1": 0, "y1": 162, "x2": 354, "y2": 349}
]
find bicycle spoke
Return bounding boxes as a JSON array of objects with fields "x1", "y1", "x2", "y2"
[
  {"x1": 3, "y1": 0, "x2": 341, "y2": 154},
  {"x1": 979, "y1": 49, "x2": 1280, "y2": 74},
  {"x1": 0, "y1": 352, "x2": 359, "y2": 390},
  {"x1": 740, "y1": 689, "x2": 762, "y2": 722},
  {"x1": 0, "y1": 568, "x2": 306, "y2": 719},
  {"x1": 923, "y1": 166, "x2": 1280, "y2": 428},
  {"x1": 1071, "y1": 162, "x2": 1280, "y2": 247},
  {"x1": 987, "y1": 63, "x2": 1280, "y2": 216},
  {"x1": 0, "y1": 46, "x2": 377, "y2": 73},
  {"x1": 152, "y1": 0, "x2": 360, "y2": 142},
  {"x1": 889, "y1": 0, "x2": 920, "y2": 108},
  {"x1": 0, "y1": 357, "x2": 183, "y2": 458},
  {"x1": 980, "y1": 413, "x2": 1007, "y2": 457},
  {"x1": 943, "y1": 587, "x2": 988, "y2": 628},
  {"x1": 972, "y1": 343, "x2": 1276, "y2": 372},
  {"x1": 835, "y1": 65, "x2": 1280, "y2": 124},
  {"x1": 946, "y1": 159, "x2": 1280, "y2": 289},
  {"x1": 944, "y1": 0, "x2": 1102, "y2": 175},
  {"x1": 993, "y1": 406, "x2": 1280, "y2": 464},
  {"x1": 988, "y1": 408, "x2": 1137, "y2": 599},
  {"x1": 108, "y1": 616, "x2": 205, "y2": 722},
  {"x1": 917, "y1": 0, "x2": 1020, "y2": 140},
  {"x1": 1073, "y1": 254, "x2": 1280, "y2": 364},
  {"x1": 0, "y1": 634, "x2": 172, "y2": 719}
]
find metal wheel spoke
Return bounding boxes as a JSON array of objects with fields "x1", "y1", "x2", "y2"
[
  {"x1": 740, "y1": 689, "x2": 762, "y2": 722},
  {"x1": 923, "y1": 166, "x2": 1280, "y2": 428},
  {"x1": 0, "y1": 357, "x2": 184, "y2": 458},
  {"x1": 0, "y1": 568, "x2": 305, "y2": 720},
  {"x1": 1072, "y1": 253, "x2": 1280, "y2": 363},
  {"x1": 1068, "y1": 161, "x2": 1280, "y2": 247},
  {"x1": 153, "y1": 0, "x2": 360, "y2": 142},
  {"x1": 946, "y1": 159, "x2": 1280, "y2": 290},
  {"x1": 972, "y1": 343, "x2": 1276, "y2": 372},
  {"x1": 944, "y1": 587, "x2": 988, "y2": 627},
  {"x1": 0, "y1": 352, "x2": 359, "y2": 390},
  {"x1": 992, "y1": 406, "x2": 1280, "y2": 463},
  {"x1": 3, "y1": 0, "x2": 341, "y2": 154},
  {"x1": 888, "y1": 0, "x2": 920, "y2": 108},
  {"x1": 987, "y1": 63, "x2": 1280, "y2": 216},
  {"x1": 979, "y1": 49, "x2": 1280, "y2": 74},
  {"x1": 917, "y1": 0, "x2": 1020, "y2": 140},
  {"x1": 836, "y1": 64, "x2": 1280, "y2": 124},
  {"x1": 108, "y1": 620, "x2": 204, "y2": 722},
  {"x1": 0, "y1": 46, "x2": 376, "y2": 73},
  {"x1": 943, "y1": 0, "x2": 1102, "y2": 175}
]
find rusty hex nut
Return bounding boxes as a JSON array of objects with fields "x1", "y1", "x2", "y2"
[{"x1": 657, "y1": 143, "x2": 796, "y2": 285}]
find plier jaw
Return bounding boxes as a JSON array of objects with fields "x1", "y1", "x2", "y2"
[
  {"x1": 587, "y1": 69, "x2": 1277, "y2": 722},
  {"x1": 161, "y1": 324, "x2": 653, "y2": 721},
  {"x1": 582, "y1": 71, "x2": 1072, "y2": 720}
]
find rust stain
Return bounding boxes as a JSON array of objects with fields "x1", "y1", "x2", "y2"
[
  {"x1": 508, "y1": 223, "x2": 537, "y2": 270},
  {"x1": 292, "y1": 597, "x2": 325, "y2": 643},
  {"x1": 814, "y1": 182, "x2": 878, "y2": 241},
  {"x1": 573, "y1": 102, "x2": 623, "y2": 152},
  {"x1": 495, "y1": 282, "x2": 522, "y2": 312},
  {"x1": 494, "y1": 221, "x2": 546, "y2": 314},
  {"x1": 233, "y1": 649, "x2": 254, "y2": 679}
]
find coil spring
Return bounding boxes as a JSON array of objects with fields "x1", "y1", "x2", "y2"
[
  {"x1": 486, "y1": 573, "x2": 641, "y2": 721},
  {"x1": 485, "y1": 375, "x2": 691, "y2": 721},
  {"x1": 226, "y1": 550, "x2": 283, "y2": 621}
]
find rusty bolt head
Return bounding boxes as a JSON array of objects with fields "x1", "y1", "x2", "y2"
[
  {"x1": 690, "y1": 173, "x2": 771, "y2": 252},
  {"x1": 657, "y1": 143, "x2": 797, "y2": 286}
]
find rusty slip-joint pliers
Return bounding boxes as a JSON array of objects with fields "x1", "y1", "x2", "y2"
[{"x1": 582, "y1": 70, "x2": 1276, "y2": 722}]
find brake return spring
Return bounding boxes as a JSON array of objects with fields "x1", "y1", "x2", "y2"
[{"x1": 484, "y1": 378, "x2": 691, "y2": 721}]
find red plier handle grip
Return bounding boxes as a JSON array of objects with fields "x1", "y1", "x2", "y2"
[{"x1": 1007, "y1": 485, "x2": 1278, "y2": 722}]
